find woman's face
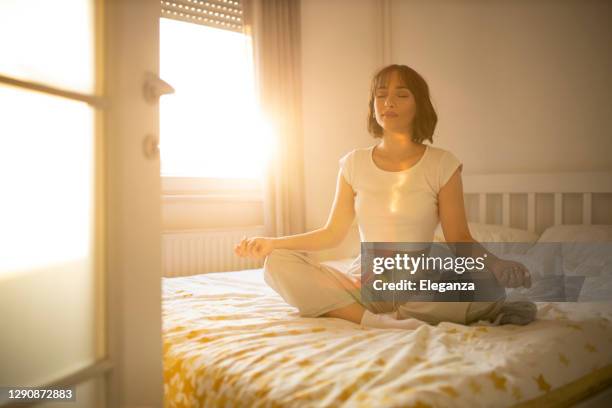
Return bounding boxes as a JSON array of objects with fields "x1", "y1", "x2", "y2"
[{"x1": 374, "y1": 70, "x2": 417, "y2": 135}]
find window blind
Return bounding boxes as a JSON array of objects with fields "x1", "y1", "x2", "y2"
[{"x1": 160, "y1": 0, "x2": 243, "y2": 33}]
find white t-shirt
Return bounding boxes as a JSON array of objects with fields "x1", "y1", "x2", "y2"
[{"x1": 339, "y1": 143, "x2": 463, "y2": 245}]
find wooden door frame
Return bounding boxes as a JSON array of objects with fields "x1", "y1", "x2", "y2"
[{"x1": 104, "y1": 0, "x2": 163, "y2": 407}]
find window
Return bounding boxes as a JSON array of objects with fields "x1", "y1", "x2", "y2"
[{"x1": 159, "y1": 18, "x2": 274, "y2": 181}]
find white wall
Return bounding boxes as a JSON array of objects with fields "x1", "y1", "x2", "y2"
[
  {"x1": 300, "y1": 0, "x2": 612, "y2": 259},
  {"x1": 301, "y1": 0, "x2": 383, "y2": 259},
  {"x1": 390, "y1": 0, "x2": 612, "y2": 174},
  {"x1": 162, "y1": 199, "x2": 263, "y2": 230}
]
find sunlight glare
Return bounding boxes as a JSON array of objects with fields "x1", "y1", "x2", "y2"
[
  {"x1": 0, "y1": 85, "x2": 93, "y2": 277},
  {"x1": 0, "y1": 0, "x2": 94, "y2": 93},
  {"x1": 160, "y1": 18, "x2": 270, "y2": 179}
]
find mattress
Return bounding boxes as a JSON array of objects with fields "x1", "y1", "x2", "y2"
[{"x1": 162, "y1": 268, "x2": 612, "y2": 407}]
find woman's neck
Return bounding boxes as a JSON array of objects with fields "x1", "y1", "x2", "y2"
[{"x1": 378, "y1": 132, "x2": 422, "y2": 159}]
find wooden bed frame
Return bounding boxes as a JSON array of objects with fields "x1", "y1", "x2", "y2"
[{"x1": 462, "y1": 171, "x2": 612, "y2": 234}]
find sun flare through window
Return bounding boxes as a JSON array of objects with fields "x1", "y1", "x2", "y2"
[{"x1": 160, "y1": 18, "x2": 274, "y2": 180}]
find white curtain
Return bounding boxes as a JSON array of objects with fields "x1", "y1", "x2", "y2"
[{"x1": 243, "y1": 0, "x2": 306, "y2": 237}]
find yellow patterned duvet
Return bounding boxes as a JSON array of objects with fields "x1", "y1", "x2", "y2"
[{"x1": 162, "y1": 269, "x2": 612, "y2": 407}]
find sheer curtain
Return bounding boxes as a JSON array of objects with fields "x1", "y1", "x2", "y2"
[{"x1": 242, "y1": 0, "x2": 306, "y2": 237}]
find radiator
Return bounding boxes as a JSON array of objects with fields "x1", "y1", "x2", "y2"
[{"x1": 162, "y1": 226, "x2": 266, "y2": 277}]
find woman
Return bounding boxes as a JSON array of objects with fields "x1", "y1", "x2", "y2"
[{"x1": 235, "y1": 64, "x2": 536, "y2": 329}]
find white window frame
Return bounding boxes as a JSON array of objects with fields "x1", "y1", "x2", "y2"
[{"x1": 162, "y1": 176, "x2": 263, "y2": 202}]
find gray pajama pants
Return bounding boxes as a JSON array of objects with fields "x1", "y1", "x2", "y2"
[{"x1": 263, "y1": 249, "x2": 505, "y2": 325}]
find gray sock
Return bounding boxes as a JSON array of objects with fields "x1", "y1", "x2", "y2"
[{"x1": 497, "y1": 301, "x2": 537, "y2": 325}]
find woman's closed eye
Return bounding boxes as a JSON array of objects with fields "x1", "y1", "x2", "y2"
[{"x1": 376, "y1": 94, "x2": 409, "y2": 98}]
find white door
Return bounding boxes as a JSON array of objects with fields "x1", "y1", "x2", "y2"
[{"x1": 0, "y1": 0, "x2": 163, "y2": 407}]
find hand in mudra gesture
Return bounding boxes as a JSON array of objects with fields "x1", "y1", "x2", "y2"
[
  {"x1": 489, "y1": 259, "x2": 532, "y2": 288},
  {"x1": 234, "y1": 236, "x2": 275, "y2": 260}
]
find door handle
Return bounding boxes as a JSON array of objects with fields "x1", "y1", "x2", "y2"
[
  {"x1": 143, "y1": 134, "x2": 160, "y2": 159},
  {"x1": 143, "y1": 72, "x2": 175, "y2": 104}
]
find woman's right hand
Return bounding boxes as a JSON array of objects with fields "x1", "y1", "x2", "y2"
[
  {"x1": 234, "y1": 236, "x2": 275, "y2": 260},
  {"x1": 489, "y1": 258, "x2": 532, "y2": 288}
]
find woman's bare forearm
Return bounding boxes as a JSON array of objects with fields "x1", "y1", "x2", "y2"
[{"x1": 271, "y1": 228, "x2": 340, "y2": 252}]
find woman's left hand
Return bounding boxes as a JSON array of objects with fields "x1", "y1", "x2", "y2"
[{"x1": 489, "y1": 259, "x2": 532, "y2": 288}]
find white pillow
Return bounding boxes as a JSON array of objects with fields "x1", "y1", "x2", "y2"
[
  {"x1": 537, "y1": 225, "x2": 612, "y2": 243},
  {"x1": 434, "y1": 222, "x2": 539, "y2": 243},
  {"x1": 537, "y1": 225, "x2": 612, "y2": 275},
  {"x1": 578, "y1": 275, "x2": 612, "y2": 301},
  {"x1": 434, "y1": 222, "x2": 540, "y2": 258}
]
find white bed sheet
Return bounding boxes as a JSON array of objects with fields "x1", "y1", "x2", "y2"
[{"x1": 163, "y1": 268, "x2": 612, "y2": 407}]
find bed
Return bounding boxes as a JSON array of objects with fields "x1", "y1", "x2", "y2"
[{"x1": 162, "y1": 172, "x2": 612, "y2": 407}]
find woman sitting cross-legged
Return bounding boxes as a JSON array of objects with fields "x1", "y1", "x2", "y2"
[{"x1": 235, "y1": 64, "x2": 536, "y2": 330}]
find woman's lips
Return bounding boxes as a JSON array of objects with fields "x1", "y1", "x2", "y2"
[{"x1": 384, "y1": 113, "x2": 398, "y2": 118}]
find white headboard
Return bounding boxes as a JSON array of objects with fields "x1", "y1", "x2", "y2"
[{"x1": 462, "y1": 172, "x2": 612, "y2": 234}]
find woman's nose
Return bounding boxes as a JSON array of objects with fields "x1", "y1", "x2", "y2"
[{"x1": 384, "y1": 97, "x2": 395, "y2": 107}]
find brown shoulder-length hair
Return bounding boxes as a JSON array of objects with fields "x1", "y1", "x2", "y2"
[{"x1": 367, "y1": 64, "x2": 437, "y2": 143}]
